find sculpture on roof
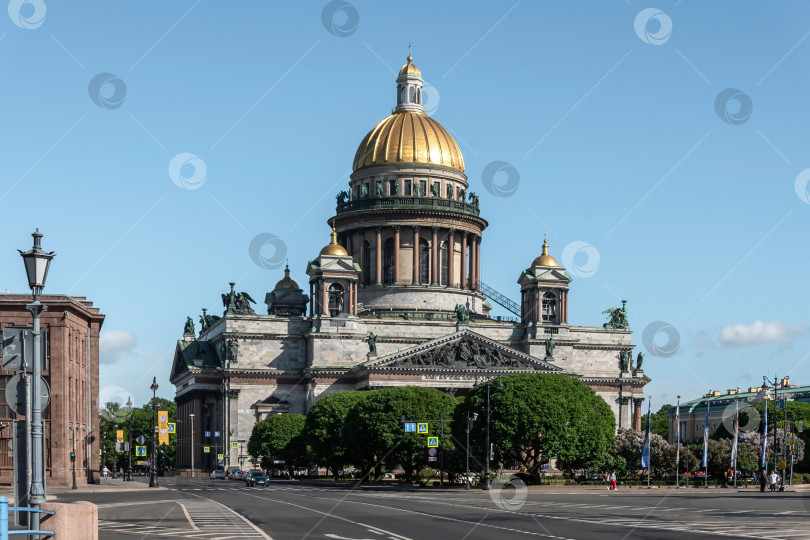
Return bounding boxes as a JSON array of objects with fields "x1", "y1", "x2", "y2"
[
  {"x1": 618, "y1": 350, "x2": 631, "y2": 372},
  {"x1": 220, "y1": 337, "x2": 239, "y2": 366},
  {"x1": 454, "y1": 303, "x2": 470, "y2": 323},
  {"x1": 603, "y1": 300, "x2": 629, "y2": 329},
  {"x1": 635, "y1": 351, "x2": 644, "y2": 371},
  {"x1": 184, "y1": 316, "x2": 195, "y2": 336},
  {"x1": 199, "y1": 308, "x2": 221, "y2": 332},
  {"x1": 544, "y1": 336, "x2": 555, "y2": 360},
  {"x1": 222, "y1": 282, "x2": 257, "y2": 315},
  {"x1": 468, "y1": 191, "x2": 479, "y2": 208},
  {"x1": 368, "y1": 332, "x2": 377, "y2": 355}
]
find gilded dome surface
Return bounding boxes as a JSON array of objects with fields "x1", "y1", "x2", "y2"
[
  {"x1": 320, "y1": 225, "x2": 349, "y2": 257},
  {"x1": 275, "y1": 266, "x2": 299, "y2": 290},
  {"x1": 352, "y1": 111, "x2": 465, "y2": 172},
  {"x1": 531, "y1": 237, "x2": 559, "y2": 267},
  {"x1": 399, "y1": 55, "x2": 422, "y2": 78}
]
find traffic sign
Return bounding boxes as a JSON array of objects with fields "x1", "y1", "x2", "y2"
[
  {"x1": 417, "y1": 423, "x2": 428, "y2": 434},
  {"x1": 217, "y1": 453, "x2": 223, "y2": 460},
  {"x1": 204, "y1": 446, "x2": 210, "y2": 453},
  {"x1": 428, "y1": 457, "x2": 437, "y2": 462},
  {"x1": 136, "y1": 435, "x2": 146, "y2": 445},
  {"x1": 404, "y1": 423, "x2": 416, "y2": 433},
  {"x1": 231, "y1": 442, "x2": 238, "y2": 449},
  {"x1": 776, "y1": 399, "x2": 786, "y2": 410},
  {"x1": 799, "y1": 421, "x2": 804, "y2": 433},
  {"x1": 205, "y1": 431, "x2": 211, "y2": 437},
  {"x1": 2, "y1": 327, "x2": 47, "y2": 372},
  {"x1": 428, "y1": 447, "x2": 437, "y2": 457},
  {"x1": 214, "y1": 431, "x2": 221, "y2": 437},
  {"x1": 135, "y1": 446, "x2": 146, "y2": 456},
  {"x1": 427, "y1": 437, "x2": 438, "y2": 448},
  {"x1": 168, "y1": 423, "x2": 176, "y2": 434},
  {"x1": 5, "y1": 373, "x2": 50, "y2": 415}
]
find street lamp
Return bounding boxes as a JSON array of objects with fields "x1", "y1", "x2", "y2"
[
  {"x1": 70, "y1": 423, "x2": 78, "y2": 490},
  {"x1": 19, "y1": 229, "x2": 55, "y2": 533},
  {"x1": 761, "y1": 375, "x2": 790, "y2": 491},
  {"x1": 465, "y1": 412, "x2": 478, "y2": 490},
  {"x1": 190, "y1": 413, "x2": 195, "y2": 478},
  {"x1": 149, "y1": 377, "x2": 159, "y2": 488},
  {"x1": 475, "y1": 377, "x2": 503, "y2": 490},
  {"x1": 126, "y1": 396, "x2": 134, "y2": 481}
]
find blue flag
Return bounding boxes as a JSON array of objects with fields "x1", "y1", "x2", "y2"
[
  {"x1": 641, "y1": 401, "x2": 651, "y2": 469},
  {"x1": 702, "y1": 401, "x2": 710, "y2": 468},
  {"x1": 761, "y1": 403, "x2": 768, "y2": 468}
]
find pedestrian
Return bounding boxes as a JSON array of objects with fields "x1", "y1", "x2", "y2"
[
  {"x1": 605, "y1": 472, "x2": 611, "y2": 490},
  {"x1": 119, "y1": 467, "x2": 124, "y2": 478},
  {"x1": 610, "y1": 471, "x2": 617, "y2": 490},
  {"x1": 758, "y1": 469, "x2": 766, "y2": 493},
  {"x1": 769, "y1": 471, "x2": 778, "y2": 493},
  {"x1": 102, "y1": 466, "x2": 110, "y2": 480}
]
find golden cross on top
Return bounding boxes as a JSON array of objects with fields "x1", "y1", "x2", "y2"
[{"x1": 408, "y1": 42, "x2": 412, "y2": 57}]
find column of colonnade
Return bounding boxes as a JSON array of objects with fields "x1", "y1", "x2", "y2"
[{"x1": 338, "y1": 226, "x2": 482, "y2": 290}]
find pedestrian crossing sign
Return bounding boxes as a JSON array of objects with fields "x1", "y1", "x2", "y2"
[
  {"x1": 135, "y1": 446, "x2": 146, "y2": 456},
  {"x1": 217, "y1": 453, "x2": 223, "y2": 460},
  {"x1": 232, "y1": 442, "x2": 238, "y2": 449},
  {"x1": 417, "y1": 423, "x2": 428, "y2": 434},
  {"x1": 427, "y1": 437, "x2": 438, "y2": 448},
  {"x1": 168, "y1": 423, "x2": 176, "y2": 434},
  {"x1": 204, "y1": 446, "x2": 210, "y2": 453}
]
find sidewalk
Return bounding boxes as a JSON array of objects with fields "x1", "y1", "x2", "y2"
[{"x1": 3, "y1": 476, "x2": 167, "y2": 503}]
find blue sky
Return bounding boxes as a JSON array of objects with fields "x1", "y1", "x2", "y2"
[{"x1": 1, "y1": 1, "x2": 809, "y2": 409}]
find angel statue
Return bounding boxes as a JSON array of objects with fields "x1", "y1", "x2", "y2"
[
  {"x1": 222, "y1": 282, "x2": 257, "y2": 315},
  {"x1": 183, "y1": 316, "x2": 195, "y2": 336},
  {"x1": 602, "y1": 300, "x2": 629, "y2": 329}
]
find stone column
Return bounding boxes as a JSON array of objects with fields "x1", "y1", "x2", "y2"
[
  {"x1": 321, "y1": 279, "x2": 328, "y2": 316},
  {"x1": 412, "y1": 226, "x2": 420, "y2": 285},
  {"x1": 470, "y1": 236, "x2": 478, "y2": 288},
  {"x1": 460, "y1": 232, "x2": 468, "y2": 289},
  {"x1": 447, "y1": 229, "x2": 455, "y2": 288},
  {"x1": 358, "y1": 230, "x2": 365, "y2": 284},
  {"x1": 476, "y1": 236, "x2": 482, "y2": 288},
  {"x1": 375, "y1": 226, "x2": 382, "y2": 286},
  {"x1": 346, "y1": 231, "x2": 353, "y2": 257},
  {"x1": 633, "y1": 398, "x2": 644, "y2": 431},
  {"x1": 309, "y1": 282, "x2": 314, "y2": 316},
  {"x1": 393, "y1": 226, "x2": 401, "y2": 285},
  {"x1": 431, "y1": 227, "x2": 439, "y2": 286}
]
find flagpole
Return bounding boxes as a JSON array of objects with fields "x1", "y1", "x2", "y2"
[
  {"x1": 647, "y1": 398, "x2": 651, "y2": 488},
  {"x1": 702, "y1": 399, "x2": 710, "y2": 488},
  {"x1": 732, "y1": 399, "x2": 739, "y2": 489},
  {"x1": 675, "y1": 396, "x2": 680, "y2": 488}
]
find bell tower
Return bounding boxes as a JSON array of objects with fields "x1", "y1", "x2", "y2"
[{"x1": 517, "y1": 235, "x2": 571, "y2": 327}]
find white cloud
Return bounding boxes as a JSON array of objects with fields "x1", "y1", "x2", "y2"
[
  {"x1": 100, "y1": 330, "x2": 137, "y2": 364},
  {"x1": 719, "y1": 320, "x2": 806, "y2": 347}
]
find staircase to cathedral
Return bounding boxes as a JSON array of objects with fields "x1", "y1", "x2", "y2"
[{"x1": 478, "y1": 281, "x2": 521, "y2": 317}]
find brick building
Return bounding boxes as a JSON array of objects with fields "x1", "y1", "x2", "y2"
[{"x1": 0, "y1": 294, "x2": 105, "y2": 487}]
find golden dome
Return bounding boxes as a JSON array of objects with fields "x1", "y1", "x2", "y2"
[
  {"x1": 274, "y1": 265, "x2": 299, "y2": 290},
  {"x1": 531, "y1": 235, "x2": 559, "y2": 267},
  {"x1": 399, "y1": 55, "x2": 422, "y2": 78},
  {"x1": 320, "y1": 223, "x2": 349, "y2": 257},
  {"x1": 353, "y1": 111, "x2": 465, "y2": 172}
]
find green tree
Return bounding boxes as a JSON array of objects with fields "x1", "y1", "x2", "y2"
[
  {"x1": 457, "y1": 373, "x2": 615, "y2": 477},
  {"x1": 248, "y1": 413, "x2": 307, "y2": 477},
  {"x1": 99, "y1": 397, "x2": 177, "y2": 474},
  {"x1": 344, "y1": 387, "x2": 458, "y2": 483},
  {"x1": 650, "y1": 404, "x2": 673, "y2": 439},
  {"x1": 304, "y1": 391, "x2": 368, "y2": 479}
]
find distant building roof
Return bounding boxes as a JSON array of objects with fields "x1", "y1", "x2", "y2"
[{"x1": 668, "y1": 385, "x2": 810, "y2": 416}]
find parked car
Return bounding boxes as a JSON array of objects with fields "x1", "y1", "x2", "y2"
[
  {"x1": 245, "y1": 470, "x2": 269, "y2": 487},
  {"x1": 210, "y1": 470, "x2": 225, "y2": 480}
]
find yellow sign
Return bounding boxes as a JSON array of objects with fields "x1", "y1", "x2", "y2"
[
  {"x1": 204, "y1": 446, "x2": 210, "y2": 453},
  {"x1": 417, "y1": 423, "x2": 428, "y2": 434},
  {"x1": 779, "y1": 459, "x2": 786, "y2": 470},
  {"x1": 168, "y1": 423, "x2": 176, "y2": 434},
  {"x1": 217, "y1": 453, "x2": 223, "y2": 460},
  {"x1": 158, "y1": 410, "x2": 169, "y2": 446},
  {"x1": 427, "y1": 437, "x2": 439, "y2": 448},
  {"x1": 231, "y1": 442, "x2": 238, "y2": 449},
  {"x1": 116, "y1": 430, "x2": 124, "y2": 444}
]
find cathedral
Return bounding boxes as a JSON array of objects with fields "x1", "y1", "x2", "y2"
[{"x1": 170, "y1": 55, "x2": 650, "y2": 471}]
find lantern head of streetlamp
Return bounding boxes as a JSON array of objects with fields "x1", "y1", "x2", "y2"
[
  {"x1": 18, "y1": 229, "x2": 55, "y2": 298},
  {"x1": 151, "y1": 377, "x2": 159, "y2": 393}
]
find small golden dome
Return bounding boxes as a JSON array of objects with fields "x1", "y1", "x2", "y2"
[
  {"x1": 531, "y1": 234, "x2": 559, "y2": 267},
  {"x1": 275, "y1": 265, "x2": 299, "y2": 290},
  {"x1": 320, "y1": 223, "x2": 349, "y2": 257},
  {"x1": 353, "y1": 111, "x2": 465, "y2": 172},
  {"x1": 398, "y1": 55, "x2": 422, "y2": 78}
]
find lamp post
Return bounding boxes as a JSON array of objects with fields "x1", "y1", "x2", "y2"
[
  {"x1": 675, "y1": 395, "x2": 680, "y2": 488},
  {"x1": 19, "y1": 229, "x2": 55, "y2": 533},
  {"x1": 149, "y1": 377, "x2": 159, "y2": 488},
  {"x1": 126, "y1": 396, "x2": 133, "y2": 481},
  {"x1": 465, "y1": 412, "x2": 477, "y2": 490},
  {"x1": 475, "y1": 377, "x2": 503, "y2": 491},
  {"x1": 70, "y1": 423, "x2": 78, "y2": 489},
  {"x1": 761, "y1": 375, "x2": 789, "y2": 490},
  {"x1": 190, "y1": 413, "x2": 195, "y2": 478}
]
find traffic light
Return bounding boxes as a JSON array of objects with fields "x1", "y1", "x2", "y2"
[{"x1": 70, "y1": 452, "x2": 75, "y2": 462}]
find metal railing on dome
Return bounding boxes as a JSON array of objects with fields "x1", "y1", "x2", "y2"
[{"x1": 336, "y1": 197, "x2": 480, "y2": 217}]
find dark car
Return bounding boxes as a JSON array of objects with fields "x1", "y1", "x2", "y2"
[{"x1": 245, "y1": 471, "x2": 269, "y2": 487}]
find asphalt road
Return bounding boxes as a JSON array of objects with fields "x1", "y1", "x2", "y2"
[{"x1": 52, "y1": 477, "x2": 810, "y2": 540}]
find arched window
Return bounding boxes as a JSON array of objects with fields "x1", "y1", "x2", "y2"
[
  {"x1": 363, "y1": 240, "x2": 374, "y2": 286},
  {"x1": 328, "y1": 283, "x2": 344, "y2": 317},
  {"x1": 383, "y1": 238, "x2": 395, "y2": 285},
  {"x1": 439, "y1": 241, "x2": 449, "y2": 286},
  {"x1": 419, "y1": 239, "x2": 430, "y2": 285},
  {"x1": 409, "y1": 86, "x2": 415, "y2": 103},
  {"x1": 541, "y1": 292, "x2": 557, "y2": 323}
]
